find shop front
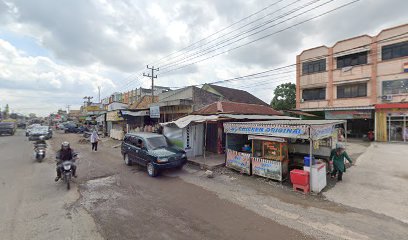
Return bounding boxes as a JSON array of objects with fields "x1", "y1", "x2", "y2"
[
  {"x1": 325, "y1": 108, "x2": 374, "y2": 138},
  {"x1": 375, "y1": 103, "x2": 408, "y2": 142},
  {"x1": 223, "y1": 120, "x2": 345, "y2": 190},
  {"x1": 106, "y1": 110, "x2": 125, "y2": 140}
]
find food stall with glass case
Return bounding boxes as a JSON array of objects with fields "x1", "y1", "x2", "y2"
[{"x1": 223, "y1": 120, "x2": 346, "y2": 187}]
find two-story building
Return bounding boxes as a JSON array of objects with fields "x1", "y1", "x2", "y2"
[{"x1": 296, "y1": 24, "x2": 408, "y2": 142}]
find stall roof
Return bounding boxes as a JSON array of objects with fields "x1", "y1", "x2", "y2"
[{"x1": 161, "y1": 114, "x2": 297, "y2": 129}]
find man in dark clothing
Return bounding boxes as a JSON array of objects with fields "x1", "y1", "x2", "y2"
[{"x1": 55, "y1": 141, "x2": 77, "y2": 181}]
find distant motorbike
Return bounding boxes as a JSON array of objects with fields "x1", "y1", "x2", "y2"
[
  {"x1": 56, "y1": 153, "x2": 78, "y2": 190},
  {"x1": 34, "y1": 143, "x2": 47, "y2": 162},
  {"x1": 33, "y1": 136, "x2": 47, "y2": 162}
]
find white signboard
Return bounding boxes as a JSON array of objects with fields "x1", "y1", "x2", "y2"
[{"x1": 150, "y1": 106, "x2": 160, "y2": 118}]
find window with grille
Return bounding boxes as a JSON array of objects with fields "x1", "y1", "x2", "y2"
[
  {"x1": 302, "y1": 88, "x2": 326, "y2": 101},
  {"x1": 382, "y1": 41, "x2": 408, "y2": 60},
  {"x1": 337, "y1": 83, "x2": 367, "y2": 98},
  {"x1": 302, "y1": 59, "x2": 326, "y2": 75}
]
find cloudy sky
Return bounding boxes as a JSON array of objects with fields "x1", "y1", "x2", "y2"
[{"x1": 0, "y1": 0, "x2": 407, "y2": 116}]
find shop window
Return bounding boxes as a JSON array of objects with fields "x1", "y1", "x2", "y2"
[
  {"x1": 302, "y1": 88, "x2": 326, "y2": 101},
  {"x1": 337, "y1": 83, "x2": 367, "y2": 98},
  {"x1": 302, "y1": 59, "x2": 326, "y2": 75},
  {"x1": 336, "y1": 51, "x2": 368, "y2": 69},
  {"x1": 382, "y1": 41, "x2": 408, "y2": 60},
  {"x1": 382, "y1": 79, "x2": 408, "y2": 95}
]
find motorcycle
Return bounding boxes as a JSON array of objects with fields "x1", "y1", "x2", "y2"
[
  {"x1": 56, "y1": 153, "x2": 78, "y2": 190},
  {"x1": 34, "y1": 138, "x2": 47, "y2": 162}
]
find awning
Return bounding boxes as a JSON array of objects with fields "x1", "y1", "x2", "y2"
[
  {"x1": 333, "y1": 78, "x2": 370, "y2": 85},
  {"x1": 161, "y1": 114, "x2": 297, "y2": 129},
  {"x1": 121, "y1": 110, "x2": 149, "y2": 117},
  {"x1": 333, "y1": 46, "x2": 370, "y2": 58},
  {"x1": 302, "y1": 106, "x2": 375, "y2": 112},
  {"x1": 375, "y1": 103, "x2": 408, "y2": 109}
]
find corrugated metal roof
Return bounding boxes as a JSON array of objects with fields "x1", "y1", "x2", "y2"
[
  {"x1": 161, "y1": 114, "x2": 297, "y2": 128},
  {"x1": 193, "y1": 101, "x2": 283, "y2": 115}
]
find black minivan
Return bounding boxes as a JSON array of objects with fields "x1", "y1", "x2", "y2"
[{"x1": 121, "y1": 132, "x2": 187, "y2": 177}]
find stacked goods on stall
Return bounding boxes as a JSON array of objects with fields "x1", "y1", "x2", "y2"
[{"x1": 251, "y1": 136, "x2": 289, "y2": 181}]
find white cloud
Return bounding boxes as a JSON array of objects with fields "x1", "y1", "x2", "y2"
[
  {"x1": 0, "y1": 38, "x2": 114, "y2": 116},
  {"x1": 0, "y1": 0, "x2": 407, "y2": 115}
]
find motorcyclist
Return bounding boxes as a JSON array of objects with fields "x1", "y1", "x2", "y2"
[
  {"x1": 34, "y1": 136, "x2": 47, "y2": 148},
  {"x1": 55, "y1": 141, "x2": 77, "y2": 181}
]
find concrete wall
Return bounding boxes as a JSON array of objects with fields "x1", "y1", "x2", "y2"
[{"x1": 297, "y1": 24, "x2": 408, "y2": 110}]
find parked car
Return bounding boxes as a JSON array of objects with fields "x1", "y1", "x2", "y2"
[
  {"x1": 29, "y1": 126, "x2": 52, "y2": 141},
  {"x1": 0, "y1": 122, "x2": 16, "y2": 136},
  {"x1": 64, "y1": 123, "x2": 80, "y2": 133},
  {"x1": 121, "y1": 132, "x2": 187, "y2": 177}
]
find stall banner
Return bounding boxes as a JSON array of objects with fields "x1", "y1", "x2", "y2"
[
  {"x1": 226, "y1": 149, "x2": 251, "y2": 175},
  {"x1": 224, "y1": 123, "x2": 308, "y2": 138},
  {"x1": 251, "y1": 157, "x2": 281, "y2": 181},
  {"x1": 310, "y1": 124, "x2": 335, "y2": 140}
]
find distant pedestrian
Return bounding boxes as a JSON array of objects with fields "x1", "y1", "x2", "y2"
[
  {"x1": 330, "y1": 143, "x2": 353, "y2": 181},
  {"x1": 90, "y1": 129, "x2": 100, "y2": 152}
]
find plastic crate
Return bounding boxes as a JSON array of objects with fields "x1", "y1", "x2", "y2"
[
  {"x1": 303, "y1": 156, "x2": 316, "y2": 166},
  {"x1": 290, "y1": 169, "x2": 309, "y2": 186}
]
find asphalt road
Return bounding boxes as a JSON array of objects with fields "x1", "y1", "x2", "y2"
[
  {"x1": 0, "y1": 131, "x2": 312, "y2": 240},
  {"x1": 0, "y1": 130, "x2": 101, "y2": 240}
]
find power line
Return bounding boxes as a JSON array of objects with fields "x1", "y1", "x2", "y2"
[
  {"x1": 167, "y1": 31, "x2": 408, "y2": 91},
  {"x1": 110, "y1": 0, "x2": 295, "y2": 93},
  {"x1": 159, "y1": 0, "x2": 361, "y2": 75},
  {"x1": 159, "y1": 0, "x2": 322, "y2": 70},
  {"x1": 152, "y1": 0, "x2": 288, "y2": 66}
]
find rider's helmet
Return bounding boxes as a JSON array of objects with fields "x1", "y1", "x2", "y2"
[
  {"x1": 61, "y1": 141, "x2": 70, "y2": 150},
  {"x1": 39, "y1": 136, "x2": 45, "y2": 141}
]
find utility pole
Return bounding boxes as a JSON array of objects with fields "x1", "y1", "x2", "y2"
[
  {"x1": 98, "y1": 86, "x2": 101, "y2": 103},
  {"x1": 83, "y1": 96, "x2": 93, "y2": 106},
  {"x1": 143, "y1": 65, "x2": 159, "y2": 102},
  {"x1": 66, "y1": 104, "x2": 71, "y2": 113}
]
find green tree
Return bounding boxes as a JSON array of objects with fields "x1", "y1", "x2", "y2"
[
  {"x1": 4, "y1": 104, "x2": 10, "y2": 118},
  {"x1": 270, "y1": 83, "x2": 296, "y2": 110}
]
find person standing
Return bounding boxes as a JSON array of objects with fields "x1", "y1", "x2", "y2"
[
  {"x1": 90, "y1": 129, "x2": 100, "y2": 152},
  {"x1": 330, "y1": 143, "x2": 353, "y2": 181}
]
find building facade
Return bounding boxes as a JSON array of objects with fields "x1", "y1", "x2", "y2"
[{"x1": 296, "y1": 24, "x2": 408, "y2": 142}]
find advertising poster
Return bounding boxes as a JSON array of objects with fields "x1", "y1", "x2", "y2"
[
  {"x1": 251, "y1": 157, "x2": 281, "y2": 181},
  {"x1": 226, "y1": 149, "x2": 251, "y2": 175}
]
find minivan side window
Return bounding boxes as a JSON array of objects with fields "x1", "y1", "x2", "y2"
[{"x1": 129, "y1": 137, "x2": 142, "y2": 148}]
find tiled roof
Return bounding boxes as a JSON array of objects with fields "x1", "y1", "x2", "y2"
[
  {"x1": 193, "y1": 101, "x2": 282, "y2": 115},
  {"x1": 206, "y1": 84, "x2": 268, "y2": 106}
]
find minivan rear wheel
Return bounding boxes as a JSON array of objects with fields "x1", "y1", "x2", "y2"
[
  {"x1": 147, "y1": 162, "x2": 158, "y2": 177},
  {"x1": 124, "y1": 154, "x2": 132, "y2": 166}
]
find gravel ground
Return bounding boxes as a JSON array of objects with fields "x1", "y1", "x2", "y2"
[{"x1": 49, "y1": 132, "x2": 408, "y2": 239}]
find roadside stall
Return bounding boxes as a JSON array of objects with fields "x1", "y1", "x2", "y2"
[{"x1": 223, "y1": 120, "x2": 346, "y2": 192}]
